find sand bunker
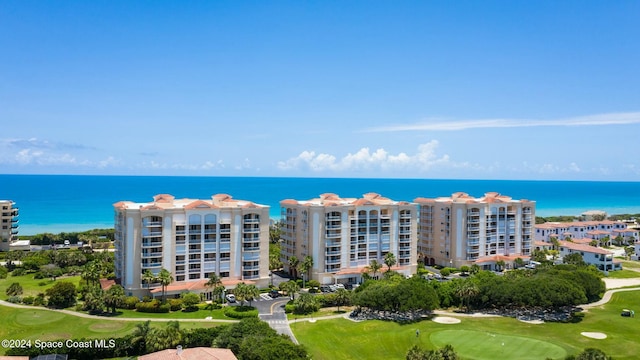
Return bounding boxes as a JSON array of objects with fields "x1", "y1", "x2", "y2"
[
  {"x1": 581, "y1": 332, "x2": 607, "y2": 339},
  {"x1": 518, "y1": 318, "x2": 544, "y2": 324},
  {"x1": 432, "y1": 316, "x2": 461, "y2": 324}
]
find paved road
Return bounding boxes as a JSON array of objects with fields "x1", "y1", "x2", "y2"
[{"x1": 258, "y1": 299, "x2": 299, "y2": 344}]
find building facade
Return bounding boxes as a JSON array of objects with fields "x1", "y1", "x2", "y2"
[
  {"x1": 280, "y1": 193, "x2": 418, "y2": 285},
  {"x1": 114, "y1": 194, "x2": 270, "y2": 298},
  {"x1": 535, "y1": 220, "x2": 639, "y2": 244},
  {"x1": 414, "y1": 192, "x2": 535, "y2": 270},
  {"x1": 0, "y1": 200, "x2": 19, "y2": 251}
]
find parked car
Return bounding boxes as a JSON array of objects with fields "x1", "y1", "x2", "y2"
[
  {"x1": 621, "y1": 309, "x2": 631, "y2": 317},
  {"x1": 225, "y1": 294, "x2": 236, "y2": 303},
  {"x1": 269, "y1": 290, "x2": 281, "y2": 298}
]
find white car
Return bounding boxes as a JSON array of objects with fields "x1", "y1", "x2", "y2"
[{"x1": 225, "y1": 294, "x2": 236, "y2": 303}]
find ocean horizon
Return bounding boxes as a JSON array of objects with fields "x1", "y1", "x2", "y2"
[{"x1": 1, "y1": 174, "x2": 640, "y2": 235}]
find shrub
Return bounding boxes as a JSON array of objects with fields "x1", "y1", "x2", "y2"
[
  {"x1": 284, "y1": 304, "x2": 295, "y2": 314},
  {"x1": 6, "y1": 296, "x2": 22, "y2": 304},
  {"x1": 169, "y1": 298, "x2": 183, "y2": 311},
  {"x1": 11, "y1": 268, "x2": 25, "y2": 277},
  {"x1": 22, "y1": 296, "x2": 35, "y2": 305},
  {"x1": 224, "y1": 305, "x2": 258, "y2": 319},
  {"x1": 122, "y1": 296, "x2": 139, "y2": 309},
  {"x1": 38, "y1": 281, "x2": 47, "y2": 287},
  {"x1": 6, "y1": 282, "x2": 23, "y2": 296},
  {"x1": 33, "y1": 272, "x2": 45, "y2": 279},
  {"x1": 440, "y1": 268, "x2": 451, "y2": 277},
  {"x1": 33, "y1": 293, "x2": 46, "y2": 306},
  {"x1": 135, "y1": 299, "x2": 170, "y2": 313},
  {"x1": 0, "y1": 266, "x2": 7, "y2": 279}
]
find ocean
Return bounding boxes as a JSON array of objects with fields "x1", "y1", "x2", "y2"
[{"x1": 1, "y1": 174, "x2": 640, "y2": 235}]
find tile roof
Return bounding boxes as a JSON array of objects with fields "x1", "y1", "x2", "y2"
[
  {"x1": 138, "y1": 347, "x2": 237, "y2": 360},
  {"x1": 559, "y1": 241, "x2": 612, "y2": 255}
]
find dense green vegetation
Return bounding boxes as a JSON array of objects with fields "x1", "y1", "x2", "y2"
[{"x1": 17, "y1": 228, "x2": 115, "y2": 246}]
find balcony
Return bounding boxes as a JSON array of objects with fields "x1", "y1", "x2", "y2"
[
  {"x1": 326, "y1": 250, "x2": 341, "y2": 256},
  {"x1": 244, "y1": 218, "x2": 261, "y2": 224},
  {"x1": 325, "y1": 257, "x2": 341, "y2": 265},
  {"x1": 143, "y1": 221, "x2": 163, "y2": 227},
  {"x1": 142, "y1": 262, "x2": 162, "y2": 269},
  {"x1": 142, "y1": 231, "x2": 162, "y2": 237},
  {"x1": 142, "y1": 252, "x2": 162, "y2": 258},
  {"x1": 243, "y1": 264, "x2": 260, "y2": 271},
  {"x1": 142, "y1": 240, "x2": 162, "y2": 248}
]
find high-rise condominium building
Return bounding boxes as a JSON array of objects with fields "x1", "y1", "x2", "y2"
[
  {"x1": 280, "y1": 193, "x2": 418, "y2": 285},
  {"x1": 114, "y1": 194, "x2": 270, "y2": 298},
  {"x1": 0, "y1": 200, "x2": 19, "y2": 251},
  {"x1": 414, "y1": 192, "x2": 535, "y2": 270}
]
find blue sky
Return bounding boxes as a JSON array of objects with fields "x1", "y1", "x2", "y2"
[{"x1": 1, "y1": 1, "x2": 639, "y2": 180}]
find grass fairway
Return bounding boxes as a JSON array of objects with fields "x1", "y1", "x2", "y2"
[
  {"x1": 0, "y1": 305, "x2": 225, "y2": 355},
  {"x1": 294, "y1": 289, "x2": 640, "y2": 360},
  {"x1": 0, "y1": 274, "x2": 82, "y2": 300},
  {"x1": 430, "y1": 329, "x2": 566, "y2": 360}
]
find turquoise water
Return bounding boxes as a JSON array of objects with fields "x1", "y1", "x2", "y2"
[{"x1": 1, "y1": 174, "x2": 639, "y2": 235}]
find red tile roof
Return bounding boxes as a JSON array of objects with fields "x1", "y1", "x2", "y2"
[
  {"x1": 559, "y1": 241, "x2": 612, "y2": 255},
  {"x1": 138, "y1": 347, "x2": 237, "y2": 360}
]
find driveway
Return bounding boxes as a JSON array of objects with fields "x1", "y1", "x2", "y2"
[{"x1": 258, "y1": 298, "x2": 298, "y2": 344}]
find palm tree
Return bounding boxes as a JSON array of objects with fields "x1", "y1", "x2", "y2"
[
  {"x1": 244, "y1": 284, "x2": 260, "y2": 307},
  {"x1": 514, "y1": 257, "x2": 525, "y2": 269},
  {"x1": 366, "y1": 259, "x2": 382, "y2": 279},
  {"x1": 234, "y1": 282, "x2": 247, "y2": 306},
  {"x1": 104, "y1": 284, "x2": 125, "y2": 314},
  {"x1": 455, "y1": 280, "x2": 479, "y2": 312},
  {"x1": 300, "y1": 255, "x2": 314, "y2": 288},
  {"x1": 470, "y1": 264, "x2": 480, "y2": 275},
  {"x1": 288, "y1": 255, "x2": 300, "y2": 279},
  {"x1": 131, "y1": 320, "x2": 151, "y2": 353},
  {"x1": 383, "y1": 252, "x2": 397, "y2": 272},
  {"x1": 280, "y1": 280, "x2": 300, "y2": 300},
  {"x1": 334, "y1": 288, "x2": 351, "y2": 312},
  {"x1": 81, "y1": 261, "x2": 101, "y2": 287},
  {"x1": 158, "y1": 268, "x2": 173, "y2": 303},
  {"x1": 495, "y1": 260, "x2": 506, "y2": 272},
  {"x1": 142, "y1": 269, "x2": 155, "y2": 289},
  {"x1": 205, "y1": 273, "x2": 224, "y2": 303}
]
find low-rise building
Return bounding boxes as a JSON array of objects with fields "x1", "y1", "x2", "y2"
[
  {"x1": 535, "y1": 220, "x2": 638, "y2": 244},
  {"x1": 558, "y1": 240, "x2": 622, "y2": 272}
]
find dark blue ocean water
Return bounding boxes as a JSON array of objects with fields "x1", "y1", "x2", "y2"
[{"x1": 1, "y1": 175, "x2": 639, "y2": 235}]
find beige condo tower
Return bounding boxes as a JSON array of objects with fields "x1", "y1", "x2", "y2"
[
  {"x1": 280, "y1": 193, "x2": 418, "y2": 285},
  {"x1": 415, "y1": 192, "x2": 535, "y2": 270},
  {"x1": 114, "y1": 194, "x2": 270, "y2": 298}
]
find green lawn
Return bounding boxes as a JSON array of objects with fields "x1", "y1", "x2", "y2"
[
  {"x1": 0, "y1": 305, "x2": 223, "y2": 355},
  {"x1": 0, "y1": 274, "x2": 82, "y2": 300},
  {"x1": 110, "y1": 304, "x2": 234, "y2": 320},
  {"x1": 604, "y1": 269, "x2": 640, "y2": 279},
  {"x1": 293, "y1": 290, "x2": 640, "y2": 360},
  {"x1": 619, "y1": 260, "x2": 640, "y2": 269}
]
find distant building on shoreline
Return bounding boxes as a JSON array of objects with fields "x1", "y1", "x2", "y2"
[
  {"x1": 415, "y1": 192, "x2": 535, "y2": 271},
  {"x1": 114, "y1": 194, "x2": 270, "y2": 298},
  {"x1": 0, "y1": 200, "x2": 19, "y2": 251},
  {"x1": 280, "y1": 193, "x2": 418, "y2": 285}
]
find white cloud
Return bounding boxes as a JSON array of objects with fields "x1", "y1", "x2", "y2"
[
  {"x1": 277, "y1": 141, "x2": 452, "y2": 172},
  {"x1": 366, "y1": 111, "x2": 640, "y2": 132}
]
